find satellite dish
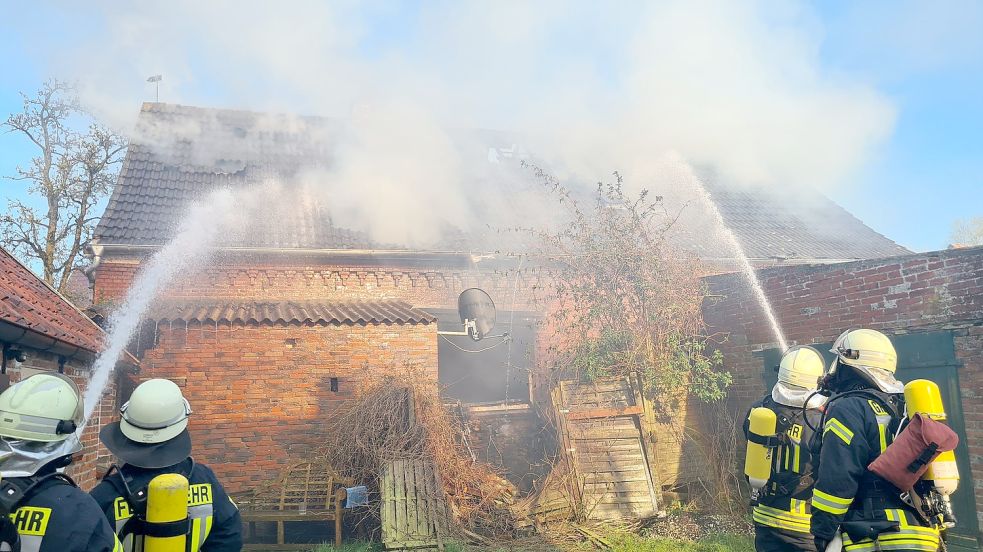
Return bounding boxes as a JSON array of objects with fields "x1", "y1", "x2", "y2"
[{"x1": 458, "y1": 288, "x2": 496, "y2": 341}]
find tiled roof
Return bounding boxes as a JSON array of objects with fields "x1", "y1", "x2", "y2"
[
  {"x1": 146, "y1": 300, "x2": 436, "y2": 325},
  {"x1": 96, "y1": 103, "x2": 910, "y2": 261},
  {"x1": 96, "y1": 103, "x2": 377, "y2": 249},
  {"x1": 678, "y1": 180, "x2": 912, "y2": 261},
  {"x1": 0, "y1": 248, "x2": 105, "y2": 353}
]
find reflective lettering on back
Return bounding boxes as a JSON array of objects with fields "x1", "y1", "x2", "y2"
[
  {"x1": 868, "y1": 400, "x2": 887, "y2": 416},
  {"x1": 114, "y1": 496, "x2": 133, "y2": 521},
  {"x1": 10, "y1": 507, "x2": 51, "y2": 536},
  {"x1": 188, "y1": 484, "x2": 212, "y2": 507},
  {"x1": 786, "y1": 423, "x2": 803, "y2": 442}
]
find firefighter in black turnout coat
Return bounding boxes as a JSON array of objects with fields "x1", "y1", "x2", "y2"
[
  {"x1": 90, "y1": 378, "x2": 242, "y2": 552},
  {"x1": 0, "y1": 373, "x2": 122, "y2": 552},
  {"x1": 744, "y1": 346, "x2": 826, "y2": 552},
  {"x1": 811, "y1": 329, "x2": 940, "y2": 552}
]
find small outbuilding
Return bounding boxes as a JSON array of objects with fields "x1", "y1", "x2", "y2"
[{"x1": 0, "y1": 246, "x2": 137, "y2": 488}]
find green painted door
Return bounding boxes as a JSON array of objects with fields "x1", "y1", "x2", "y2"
[{"x1": 756, "y1": 331, "x2": 980, "y2": 551}]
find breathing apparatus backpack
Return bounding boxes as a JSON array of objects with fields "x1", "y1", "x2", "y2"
[
  {"x1": 807, "y1": 381, "x2": 960, "y2": 534},
  {"x1": 744, "y1": 399, "x2": 808, "y2": 503},
  {"x1": 0, "y1": 472, "x2": 76, "y2": 552},
  {"x1": 104, "y1": 460, "x2": 195, "y2": 548}
]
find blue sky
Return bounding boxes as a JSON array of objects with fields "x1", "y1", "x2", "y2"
[{"x1": 0, "y1": 1, "x2": 980, "y2": 253}]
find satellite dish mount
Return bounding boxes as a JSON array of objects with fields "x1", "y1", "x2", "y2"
[{"x1": 437, "y1": 288, "x2": 507, "y2": 342}]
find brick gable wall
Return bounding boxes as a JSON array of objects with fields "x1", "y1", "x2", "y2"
[{"x1": 703, "y1": 246, "x2": 983, "y2": 531}]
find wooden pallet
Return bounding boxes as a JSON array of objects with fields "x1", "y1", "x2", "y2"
[
  {"x1": 553, "y1": 377, "x2": 661, "y2": 520},
  {"x1": 381, "y1": 459, "x2": 450, "y2": 550}
]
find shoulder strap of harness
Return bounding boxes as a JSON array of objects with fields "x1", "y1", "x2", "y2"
[
  {"x1": 811, "y1": 388, "x2": 904, "y2": 456},
  {"x1": 0, "y1": 472, "x2": 76, "y2": 552},
  {"x1": 105, "y1": 460, "x2": 197, "y2": 548}
]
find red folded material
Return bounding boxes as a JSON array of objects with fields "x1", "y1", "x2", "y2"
[{"x1": 868, "y1": 413, "x2": 958, "y2": 491}]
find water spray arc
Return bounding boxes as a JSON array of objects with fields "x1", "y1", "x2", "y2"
[
  {"x1": 682, "y1": 164, "x2": 789, "y2": 351},
  {"x1": 80, "y1": 188, "x2": 236, "y2": 430}
]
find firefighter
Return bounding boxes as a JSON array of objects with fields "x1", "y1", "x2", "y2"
[
  {"x1": 90, "y1": 378, "x2": 242, "y2": 552},
  {"x1": 811, "y1": 329, "x2": 941, "y2": 552},
  {"x1": 744, "y1": 346, "x2": 826, "y2": 551},
  {"x1": 0, "y1": 373, "x2": 123, "y2": 552}
]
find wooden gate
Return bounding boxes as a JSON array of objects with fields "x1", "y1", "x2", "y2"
[{"x1": 553, "y1": 377, "x2": 661, "y2": 520}]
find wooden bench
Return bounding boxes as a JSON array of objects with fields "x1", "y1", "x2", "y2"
[{"x1": 238, "y1": 462, "x2": 351, "y2": 550}]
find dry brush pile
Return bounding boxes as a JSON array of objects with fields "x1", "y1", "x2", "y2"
[{"x1": 317, "y1": 373, "x2": 518, "y2": 538}]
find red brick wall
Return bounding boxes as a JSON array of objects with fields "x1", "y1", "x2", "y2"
[
  {"x1": 93, "y1": 257, "x2": 542, "y2": 312},
  {"x1": 133, "y1": 321, "x2": 436, "y2": 494},
  {"x1": 703, "y1": 246, "x2": 983, "y2": 530},
  {"x1": 8, "y1": 351, "x2": 119, "y2": 490}
]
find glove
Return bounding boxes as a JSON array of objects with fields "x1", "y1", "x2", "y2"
[{"x1": 815, "y1": 537, "x2": 830, "y2": 552}]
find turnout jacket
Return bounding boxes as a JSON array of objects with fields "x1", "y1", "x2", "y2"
[
  {"x1": 743, "y1": 395, "x2": 822, "y2": 535},
  {"x1": 2, "y1": 473, "x2": 123, "y2": 552},
  {"x1": 90, "y1": 458, "x2": 242, "y2": 552},
  {"x1": 811, "y1": 391, "x2": 940, "y2": 551}
]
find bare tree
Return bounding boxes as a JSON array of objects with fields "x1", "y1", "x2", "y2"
[
  {"x1": 1, "y1": 80, "x2": 126, "y2": 292},
  {"x1": 950, "y1": 216, "x2": 983, "y2": 246}
]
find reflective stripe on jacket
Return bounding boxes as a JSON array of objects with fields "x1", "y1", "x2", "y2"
[
  {"x1": 1, "y1": 478, "x2": 122, "y2": 552},
  {"x1": 90, "y1": 459, "x2": 242, "y2": 552},
  {"x1": 810, "y1": 392, "x2": 940, "y2": 548},
  {"x1": 744, "y1": 395, "x2": 822, "y2": 535}
]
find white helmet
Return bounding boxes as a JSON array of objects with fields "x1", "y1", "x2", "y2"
[
  {"x1": 778, "y1": 346, "x2": 824, "y2": 390},
  {"x1": 830, "y1": 329, "x2": 902, "y2": 393},
  {"x1": 119, "y1": 379, "x2": 191, "y2": 444},
  {"x1": 0, "y1": 373, "x2": 83, "y2": 442},
  {"x1": 831, "y1": 328, "x2": 897, "y2": 374},
  {"x1": 100, "y1": 378, "x2": 193, "y2": 468}
]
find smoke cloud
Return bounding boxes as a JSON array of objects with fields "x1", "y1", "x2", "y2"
[{"x1": 15, "y1": 0, "x2": 898, "y2": 247}]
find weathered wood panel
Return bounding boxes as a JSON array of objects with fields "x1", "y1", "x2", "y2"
[
  {"x1": 555, "y1": 378, "x2": 660, "y2": 520},
  {"x1": 381, "y1": 459, "x2": 450, "y2": 550}
]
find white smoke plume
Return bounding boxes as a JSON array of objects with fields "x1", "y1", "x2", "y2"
[{"x1": 14, "y1": 0, "x2": 898, "y2": 245}]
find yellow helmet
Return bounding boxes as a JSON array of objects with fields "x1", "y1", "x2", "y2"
[
  {"x1": 778, "y1": 346, "x2": 824, "y2": 390},
  {"x1": 831, "y1": 329, "x2": 897, "y2": 374}
]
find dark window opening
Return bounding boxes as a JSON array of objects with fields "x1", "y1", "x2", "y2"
[
  {"x1": 330, "y1": 377, "x2": 339, "y2": 392},
  {"x1": 430, "y1": 308, "x2": 537, "y2": 404}
]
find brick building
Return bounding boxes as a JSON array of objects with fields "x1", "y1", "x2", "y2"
[
  {"x1": 704, "y1": 246, "x2": 983, "y2": 550},
  {"x1": 0, "y1": 247, "x2": 137, "y2": 489},
  {"x1": 88, "y1": 102, "x2": 912, "y2": 497}
]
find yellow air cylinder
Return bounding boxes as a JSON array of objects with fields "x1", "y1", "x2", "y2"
[
  {"x1": 145, "y1": 473, "x2": 189, "y2": 552},
  {"x1": 904, "y1": 379, "x2": 959, "y2": 496},
  {"x1": 745, "y1": 407, "x2": 777, "y2": 498}
]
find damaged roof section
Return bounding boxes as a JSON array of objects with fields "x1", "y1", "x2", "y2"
[
  {"x1": 96, "y1": 102, "x2": 911, "y2": 262},
  {"x1": 147, "y1": 300, "x2": 437, "y2": 326}
]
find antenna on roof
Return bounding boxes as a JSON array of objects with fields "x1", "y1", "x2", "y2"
[{"x1": 146, "y1": 75, "x2": 162, "y2": 103}]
